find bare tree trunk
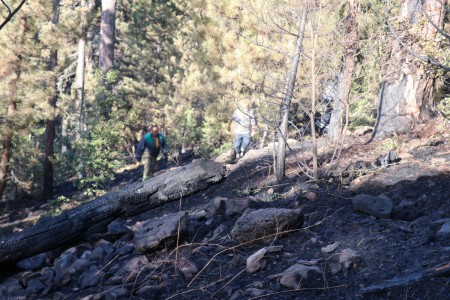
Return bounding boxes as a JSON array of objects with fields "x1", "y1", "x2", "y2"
[
  {"x1": 328, "y1": 0, "x2": 358, "y2": 142},
  {"x1": 260, "y1": 123, "x2": 269, "y2": 150},
  {"x1": 75, "y1": 28, "x2": 86, "y2": 142},
  {"x1": 373, "y1": 0, "x2": 445, "y2": 138},
  {"x1": 61, "y1": 117, "x2": 68, "y2": 153},
  {"x1": 43, "y1": 0, "x2": 60, "y2": 200},
  {"x1": 310, "y1": 31, "x2": 319, "y2": 180},
  {"x1": 0, "y1": 16, "x2": 25, "y2": 200},
  {"x1": 275, "y1": 0, "x2": 307, "y2": 183},
  {"x1": 99, "y1": 0, "x2": 116, "y2": 83}
]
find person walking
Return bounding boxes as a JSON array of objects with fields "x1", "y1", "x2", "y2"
[
  {"x1": 136, "y1": 125, "x2": 168, "y2": 181},
  {"x1": 227, "y1": 102, "x2": 255, "y2": 160}
]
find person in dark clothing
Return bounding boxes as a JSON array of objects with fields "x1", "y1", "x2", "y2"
[{"x1": 136, "y1": 125, "x2": 168, "y2": 181}]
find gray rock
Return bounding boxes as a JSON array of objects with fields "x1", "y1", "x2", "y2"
[
  {"x1": 90, "y1": 240, "x2": 114, "y2": 266},
  {"x1": 115, "y1": 255, "x2": 149, "y2": 278},
  {"x1": 231, "y1": 208, "x2": 304, "y2": 244},
  {"x1": 67, "y1": 258, "x2": 91, "y2": 275},
  {"x1": 41, "y1": 267, "x2": 55, "y2": 285},
  {"x1": 229, "y1": 290, "x2": 244, "y2": 300},
  {"x1": 16, "y1": 253, "x2": 47, "y2": 270},
  {"x1": 106, "y1": 220, "x2": 133, "y2": 240},
  {"x1": 436, "y1": 220, "x2": 450, "y2": 240},
  {"x1": 54, "y1": 249, "x2": 77, "y2": 287},
  {"x1": 246, "y1": 248, "x2": 268, "y2": 274},
  {"x1": 245, "y1": 288, "x2": 266, "y2": 297},
  {"x1": 430, "y1": 218, "x2": 450, "y2": 232},
  {"x1": 208, "y1": 197, "x2": 250, "y2": 218},
  {"x1": 225, "y1": 198, "x2": 251, "y2": 218},
  {"x1": 113, "y1": 242, "x2": 135, "y2": 256},
  {"x1": 105, "y1": 287, "x2": 129, "y2": 300},
  {"x1": 133, "y1": 212, "x2": 189, "y2": 253},
  {"x1": 136, "y1": 284, "x2": 165, "y2": 299},
  {"x1": 278, "y1": 264, "x2": 322, "y2": 289},
  {"x1": 352, "y1": 194, "x2": 393, "y2": 218},
  {"x1": 246, "y1": 246, "x2": 281, "y2": 274},
  {"x1": 339, "y1": 248, "x2": 361, "y2": 272},
  {"x1": 25, "y1": 279, "x2": 45, "y2": 295},
  {"x1": 78, "y1": 265, "x2": 105, "y2": 289},
  {"x1": 0, "y1": 278, "x2": 24, "y2": 298},
  {"x1": 321, "y1": 242, "x2": 339, "y2": 254},
  {"x1": 177, "y1": 257, "x2": 198, "y2": 280},
  {"x1": 20, "y1": 271, "x2": 40, "y2": 287}
]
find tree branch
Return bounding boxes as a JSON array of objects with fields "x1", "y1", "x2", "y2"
[{"x1": 0, "y1": 0, "x2": 26, "y2": 31}]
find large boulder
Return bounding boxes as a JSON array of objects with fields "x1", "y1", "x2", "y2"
[
  {"x1": 231, "y1": 208, "x2": 304, "y2": 244},
  {"x1": 352, "y1": 194, "x2": 394, "y2": 218},
  {"x1": 133, "y1": 212, "x2": 189, "y2": 253}
]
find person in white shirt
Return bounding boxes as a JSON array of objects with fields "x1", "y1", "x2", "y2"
[{"x1": 227, "y1": 102, "x2": 256, "y2": 159}]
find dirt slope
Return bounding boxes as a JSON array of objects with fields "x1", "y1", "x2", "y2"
[{"x1": 0, "y1": 122, "x2": 449, "y2": 300}]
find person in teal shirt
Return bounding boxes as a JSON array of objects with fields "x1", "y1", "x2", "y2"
[{"x1": 136, "y1": 125, "x2": 168, "y2": 181}]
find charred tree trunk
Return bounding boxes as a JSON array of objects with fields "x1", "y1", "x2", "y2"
[
  {"x1": 373, "y1": 0, "x2": 445, "y2": 138},
  {"x1": 43, "y1": 0, "x2": 60, "y2": 200},
  {"x1": 328, "y1": 0, "x2": 358, "y2": 141},
  {"x1": 0, "y1": 16, "x2": 26, "y2": 200},
  {"x1": 275, "y1": 0, "x2": 307, "y2": 183},
  {"x1": 0, "y1": 159, "x2": 224, "y2": 266}
]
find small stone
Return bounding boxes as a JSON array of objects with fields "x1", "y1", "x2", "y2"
[
  {"x1": 105, "y1": 288, "x2": 129, "y2": 300},
  {"x1": 253, "y1": 281, "x2": 265, "y2": 289},
  {"x1": 436, "y1": 221, "x2": 450, "y2": 240},
  {"x1": 279, "y1": 264, "x2": 322, "y2": 289},
  {"x1": 267, "y1": 188, "x2": 274, "y2": 196},
  {"x1": 321, "y1": 242, "x2": 339, "y2": 254},
  {"x1": 245, "y1": 288, "x2": 266, "y2": 297},
  {"x1": 25, "y1": 279, "x2": 45, "y2": 295},
  {"x1": 246, "y1": 248, "x2": 268, "y2": 274},
  {"x1": 304, "y1": 191, "x2": 316, "y2": 201},
  {"x1": 78, "y1": 266, "x2": 105, "y2": 289},
  {"x1": 16, "y1": 253, "x2": 47, "y2": 270},
  {"x1": 177, "y1": 258, "x2": 198, "y2": 280},
  {"x1": 229, "y1": 290, "x2": 244, "y2": 300},
  {"x1": 339, "y1": 249, "x2": 361, "y2": 272}
]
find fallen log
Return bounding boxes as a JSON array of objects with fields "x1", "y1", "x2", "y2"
[
  {"x1": 0, "y1": 159, "x2": 224, "y2": 266},
  {"x1": 360, "y1": 262, "x2": 450, "y2": 295}
]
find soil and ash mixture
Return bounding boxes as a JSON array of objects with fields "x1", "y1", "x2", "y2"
[{"x1": 0, "y1": 122, "x2": 449, "y2": 300}]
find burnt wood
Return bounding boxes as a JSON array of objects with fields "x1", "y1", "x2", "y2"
[{"x1": 0, "y1": 159, "x2": 224, "y2": 266}]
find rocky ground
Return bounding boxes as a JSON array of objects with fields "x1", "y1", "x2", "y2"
[{"x1": 0, "y1": 121, "x2": 450, "y2": 300}]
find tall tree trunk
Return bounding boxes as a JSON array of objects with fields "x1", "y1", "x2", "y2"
[
  {"x1": 373, "y1": 0, "x2": 445, "y2": 137},
  {"x1": 328, "y1": 0, "x2": 358, "y2": 141},
  {"x1": 310, "y1": 31, "x2": 318, "y2": 180},
  {"x1": 0, "y1": 16, "x2": 26, "y2": 200},
  {"x1": 75, "y1": 35, "x2": 86, "y2": 142},
  {"x1": 61, "y1": 117, "x2": 68, "y2": 153},
  {"x1": 275, "y1": 0, "x2": 307, "y2": 183},
  {"x1": 99, "y1": 0, "x2": 116, "y2": 84},
  {"x1": 43, "y1": 0, "x2": 60, "y2": 200}
]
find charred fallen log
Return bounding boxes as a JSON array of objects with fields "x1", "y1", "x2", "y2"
[
  {"x1": 360, "y1": 262, "x2": 450, "y2": 295},
  {"x1": 0, "y1": 159, "x2": 224, "y2": 266}
]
